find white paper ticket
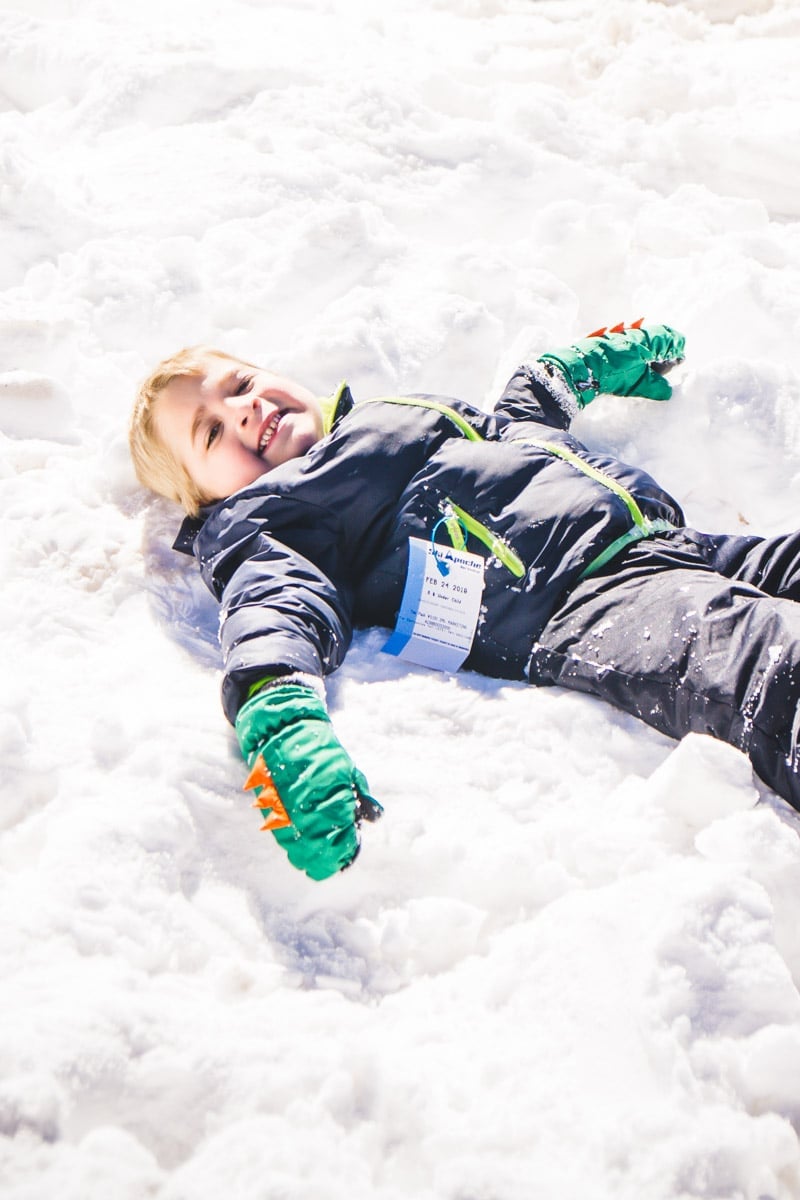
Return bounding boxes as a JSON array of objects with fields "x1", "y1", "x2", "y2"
[{"x1": 382, "y1": 537, "x2": 485, "y2": 673}]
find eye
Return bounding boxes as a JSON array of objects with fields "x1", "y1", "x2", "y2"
[
  {"x1": 206, "y1": 421, "x2": 222, "y2": 449},
  {"x1": 234, "y1": 375, "x2": 253, "y2": 396}
]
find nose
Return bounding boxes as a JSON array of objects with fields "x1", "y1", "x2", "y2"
[{"x1": 225, "y1": 393, "x2": 261, "y2": 425}]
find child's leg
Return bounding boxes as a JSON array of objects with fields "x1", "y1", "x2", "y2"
[
  {"x1": 693, "y1": 529, "x2": 800, "y2": 602},
  {"x1": 530, "y1": 533, "x2": 800, "y2": 809}
]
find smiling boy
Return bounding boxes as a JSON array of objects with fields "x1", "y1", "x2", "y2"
[
  {"x1": 131, "y1": 349, "x2": 326, "y2": 513},
  {"x1": 130, "y1": 324, "x2": 800, "y2": 881}
]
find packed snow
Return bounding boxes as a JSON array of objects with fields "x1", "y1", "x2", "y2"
[{"x1": 3, "y1": 0, "x2": 800, "y2": 1196}]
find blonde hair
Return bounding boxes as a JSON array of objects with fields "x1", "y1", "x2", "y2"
[{"x1": 129, "y1": 345, "x2": 257, "y2": 516}]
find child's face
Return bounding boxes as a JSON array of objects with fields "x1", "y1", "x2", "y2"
[{"x1": 155, "y1": 355, "x2": 325, "y2": 503}]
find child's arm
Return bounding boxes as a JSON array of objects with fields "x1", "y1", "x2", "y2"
[
  {"x1": 495, "y1": 321, "x2": 685, "y2": 429},
  {"x1": 198, "y1": 512, "x2": 379, "y2": 881}
]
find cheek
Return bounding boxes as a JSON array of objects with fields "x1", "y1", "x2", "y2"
[
  {"x1": 202, "y1": 446, "x2": 261, "y2": 494},
  {"x1": 228, "y1": 450, "x2": 265, "y2": 483},
  {"x1": 297, "y1": 405, "x2": 324, "y2": 442}
]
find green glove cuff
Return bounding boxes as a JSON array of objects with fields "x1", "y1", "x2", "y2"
[
  {"x1": 236, "y1": 682, "x2": 331, "y2": 754},
  {"x1": 236, "y1": 683, "x2": 380, "y2": 881},
  {"x1": 539, "y1": 322, "x2": 686, "y2": 408}
]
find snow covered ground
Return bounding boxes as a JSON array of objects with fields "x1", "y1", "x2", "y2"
[{"x1": 3, "y1": 0, "x2": 800, "y2": 1196}]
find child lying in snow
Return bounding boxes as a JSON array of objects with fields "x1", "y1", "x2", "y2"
[{"x1": 130, "y1": 323, "x2": 800, "y2": 880}]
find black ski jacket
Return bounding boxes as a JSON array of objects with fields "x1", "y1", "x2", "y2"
[{"x1": 174, "y1": 364, "x2": 685, "y2": 723}]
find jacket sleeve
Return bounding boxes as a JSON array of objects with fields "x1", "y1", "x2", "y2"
[
  {"x1": 492, "y1": 359, "x2": 578, "y2": 431},
  {"x1": 196, "y1": 512, "x2": 353, "y2": 724}
]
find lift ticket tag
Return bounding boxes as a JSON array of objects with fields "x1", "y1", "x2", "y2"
[{"x1": 382, "y1": 537, "x2": 485, "y2": 673}]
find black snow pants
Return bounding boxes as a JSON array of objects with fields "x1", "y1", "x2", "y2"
[{"x1": 530, "y1": 527, "x2": 800, "y2": 810}]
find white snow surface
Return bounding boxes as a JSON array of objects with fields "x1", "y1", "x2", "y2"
[{"x1": 3, "y1": 1, "x2": 800, "y2": 1197}]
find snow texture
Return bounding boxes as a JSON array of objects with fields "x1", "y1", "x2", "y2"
[{"x1": 3, "y1": 1, "x2": 800, "y2": 1197}]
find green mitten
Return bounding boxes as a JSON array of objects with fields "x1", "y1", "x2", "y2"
[
  {"x1": 235, "y1": 682, "x2": 381, "y2": 881},
  {"x1": 538, "y1": 320, "x2": 686, "y2": 407}
]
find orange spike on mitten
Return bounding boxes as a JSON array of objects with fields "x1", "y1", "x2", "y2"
[
  {"x1": 259, "y1": 808, "x2": 293, "y2": 832},
  {"x1": 588, "y1": 318, "x2": 645, "y2": 337},
  {"x1": 243, "y1": 753, "x2": 272, "y2": 792},
  {"x1": 243, "y1": 754, "x2": 292, "y2": 830}
]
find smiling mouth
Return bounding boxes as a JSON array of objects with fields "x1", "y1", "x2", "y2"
[{"x1": 258, "y1": 412, "x2": 282, "y2": 455}]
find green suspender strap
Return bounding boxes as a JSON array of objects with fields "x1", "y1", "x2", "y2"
[
  {"x1": 578, "y1": 517, "x2": 676, "y2": 578},
  {"x1": 507, "y1": 435, "x2": 677, "y2": 578},
  {"x1": 360, "y1": 395, "x2": 485, "y2": 442}
]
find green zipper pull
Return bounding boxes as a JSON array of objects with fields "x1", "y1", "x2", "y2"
[
  {"x1": 444, "y1": 500, "x2": 525, "y2": 578},
  {"x1": 443, "y1": 507, "x2": 467, "y2": 551}
]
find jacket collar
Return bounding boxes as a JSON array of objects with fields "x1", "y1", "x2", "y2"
[
  {"x1": 321, "y1": 380, "x2": 354, "y2": 432},
  {"x1": 172, "y1": 513, "x2": 207, "y2": 555},
  {"x1": 171, "y1": 381, "x2": 355, "y2": 556}
]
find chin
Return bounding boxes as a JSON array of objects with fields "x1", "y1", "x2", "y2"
[{"x1": 236, "y1": 465, "x2": 271, "y2": 491}]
